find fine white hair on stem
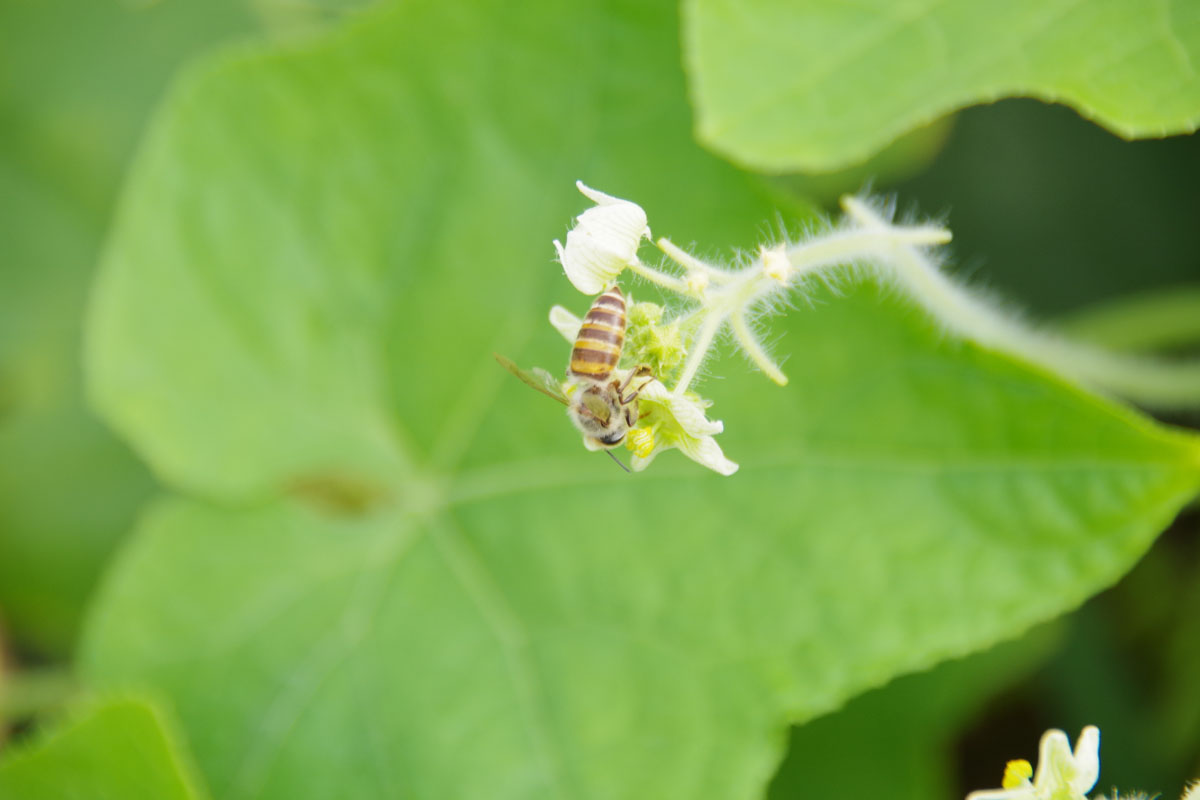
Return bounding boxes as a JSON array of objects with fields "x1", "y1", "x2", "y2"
[{"x1": 624, "y1": 192, "x2": 1200, "y2": 408}]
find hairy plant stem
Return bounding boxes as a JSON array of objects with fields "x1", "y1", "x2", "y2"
[
  {"x1": 656, "y1": 212, "x2": 952, "y2": 396},
  {"x1": 841, "y1": 197, "x2": 1200, "y2": 410},
  {"x1": 627, "y1": 259, "x2": 690, "y2": 294},
  {"x1": 636, "y1": 196, "x2": 1200, "y2": 411}
]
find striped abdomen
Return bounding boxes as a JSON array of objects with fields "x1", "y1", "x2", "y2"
[{"x1": 569, "y1": 285, "x2": 626, "y2": 380}]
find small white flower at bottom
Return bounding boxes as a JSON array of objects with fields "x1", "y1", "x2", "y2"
[{"x1": 967, "y1": 726, "x2": 1100, "y2": 800}]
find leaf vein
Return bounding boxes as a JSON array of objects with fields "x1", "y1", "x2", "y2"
[{"x1": 431, "y1": 516, "x2": 572, "y2": 800}]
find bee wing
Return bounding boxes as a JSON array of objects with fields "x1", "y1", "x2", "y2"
[{"x1": 494, "y1": 353, "x2": 569, "y2": 406}]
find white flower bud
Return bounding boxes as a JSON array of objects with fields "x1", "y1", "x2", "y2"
[
  {"x1": 761, "y1": 244, "x2": 793, "y2": 284},
  {"x1": 553, "y1": 181, "x2": 650, "y2": 295}
]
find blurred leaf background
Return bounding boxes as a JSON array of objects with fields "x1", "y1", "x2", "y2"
[
  {"x1": 1, "y1": 1, "x2": 1198, "y2": 798},
  {"x1": 0, "y1": 0, "x2": 257, "y2": 659},
  {"x1": 0, "y1": 0, "x2": 370, "y2": 656}
]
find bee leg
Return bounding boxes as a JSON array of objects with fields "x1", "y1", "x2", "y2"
[
  {"x1": 618, "y1": 380, "x2": 655, "y2": 407},
  {"x1": 617, "y1": 364, "x2": 653, "y2": 393},
  {"x1": 618, "y1": 365, "x2": 655, "y2": 405},
  {"x1": 619, "y1": 382, "x2": 651, "y2": 429},
  {"x1": 609, "y1": 379, "x2": 625, "y2": 409}
]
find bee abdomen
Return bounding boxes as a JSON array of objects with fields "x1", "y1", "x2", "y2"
[{"x1": 570, "y1": 285, "x2": 626, "y2": 379}]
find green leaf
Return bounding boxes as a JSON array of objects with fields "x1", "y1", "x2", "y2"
[
  {"x1": 0, "y1": 697, "x2": 206, "y2": 800},
  {"x1": 772, "y1": 117, "x2": 953, "y2": 206},
  {"x1": 683, "y1": 0, "x2": 1200, "y2": 172},
  {"x1": 0, "y1": 0, "x2": 258, "y2": 654},
  {"x1": 83, "y1": 1, "x2": 1200, "y2": 799}
]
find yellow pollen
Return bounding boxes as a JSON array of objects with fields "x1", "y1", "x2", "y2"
[
  {"x1": 627, "y1": 426, "x2": 656, "y2": 458},
  {"x1": 1002, "y1": 760, "x2": 1033, "y2": 789}
]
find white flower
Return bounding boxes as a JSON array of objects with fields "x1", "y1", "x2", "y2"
[
  {"x1": 627, "y1": 380, "x2": 738, "y2": 476},
  {"x1": 968, "y1": 727, "x2": 1100, "y2": 800},
  {"x1": 553, "y1": 181, "x2": 650, "y2": 295}
]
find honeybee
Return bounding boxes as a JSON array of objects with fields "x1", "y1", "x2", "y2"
[{"x1": 496, "y1": 284, "x2": 653, "y2": 460}]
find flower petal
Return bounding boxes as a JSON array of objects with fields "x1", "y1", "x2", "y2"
[
  {"x1": 576, "y1": 182, "x2": 629, "y2": 207},
  {"x1": 967, "y1": 789, "x2": 1036, "y2": 800},
  {"x1": 629, "y1": 448, "x2": 659, "y2": 472},
  {"x1": 1034, "y1": 729, "x2": 1074, "y2": 792},
  {"x1": 669, "y1": 395, "x2": 724, "y2": 438},
  {"x1": 549, "y1": 305, "x2": 582, "y2": 343},
  {"x1": 638, "y1": 381, "x2": 723, "y2": 438},
  {"x1": 676, "y1": 431, "x2": 739, "y2": 476},
  {"x1": 1070, "y1": 727, "x2": 1100, "y2": 796},
  {"x1": 554, "y1": 181, "x2": 650, "y2": 295}
]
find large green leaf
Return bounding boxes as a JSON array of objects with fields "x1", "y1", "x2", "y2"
[
  {"x1": 0, "y1": 697, "x2": 206, "y2": 800},
  {"x1": 83, "y1": 1, "x2": 1200, "y2": 798},
  {"x1": 0, "y1": 0, "x2": 259, "y2": 654},
  {"x1": 683, "y1": 0, "x2": 1200, "y2": 171}
]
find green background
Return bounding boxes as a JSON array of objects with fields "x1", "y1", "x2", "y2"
[{"x1": 2, "y1": 1, "x2": 1198, "y2": 798}]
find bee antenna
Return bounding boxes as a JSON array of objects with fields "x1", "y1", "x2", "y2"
[{"x1": 605, "y1": 449, "x2": 631, "y2": 473}]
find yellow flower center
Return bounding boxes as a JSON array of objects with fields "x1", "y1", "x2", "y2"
[
  {"x1": 1002, "y1": 759, "x2": 1033, "y2": 789},
  {"x1": 627, "y1": 426, "x2": 657, "y2": 458}
]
